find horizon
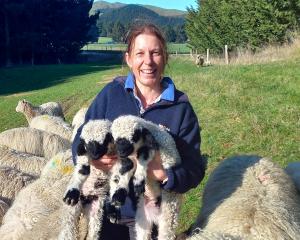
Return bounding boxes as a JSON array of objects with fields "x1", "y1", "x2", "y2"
[{"x1": 94, "y1": 0, "x2": 198, "y2": 11}]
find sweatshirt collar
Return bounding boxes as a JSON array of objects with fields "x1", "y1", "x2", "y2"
[{"x1": 124, "y1": 72, "x2": 175, "y2": 102}]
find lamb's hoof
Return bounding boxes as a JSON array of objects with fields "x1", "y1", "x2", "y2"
[
  {"x1": 134, "y1": 183, "x2": 145, "y2": 197},
  {"x1": 63, "y1": 188, "x2": 80, "y2": 206},
  {"x1": 111, "y1": 188, "x2": 127, "y2": 207},
  {"x1": 105, "y1": 203, "x2": 121, "y2": 224}
]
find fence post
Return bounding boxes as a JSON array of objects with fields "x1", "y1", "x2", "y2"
[
  {"x1": 225, "y1": 45, "x2": 229, "y2": 65},
  {"x1": 190, "y1": 49, "x2": 193, "y2": 58},
  {"x1": 206, "y1": 48, "x2": 210, "y2": 64}
]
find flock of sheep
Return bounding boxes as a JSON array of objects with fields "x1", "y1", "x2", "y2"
[{"x1": 0, "y1": 99, "x2": 299, "y2": 240}]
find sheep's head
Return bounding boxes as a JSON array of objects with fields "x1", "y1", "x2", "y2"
[
  {"x1": 16, "y1": 99, "x2": 28, "y2": 112},
  {"x1": 77, "y1": 120, "x2": 115, "y2": 160},
  {"x1": 111, "y1": 115, "x2": 157, "y2": 158}
]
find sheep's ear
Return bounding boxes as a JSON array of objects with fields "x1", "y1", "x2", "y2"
[
  {"x1": 77, "y1": 139, "x2": 86, "y2": 156},
  {"x1": 142, "y1": 128, "x2": 159, "y2": 150},
  {"x1": 132, "y1": 129, "x2": 142, "y2": 143},
  {"x1": 104, "y1": 132, "x2": 114, "y2": 145}
]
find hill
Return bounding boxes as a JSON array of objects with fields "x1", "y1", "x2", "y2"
[
  {"x1": 91, "y1": 0, "x2": 186, "y2": 17},
  {"x1": 97, "y1": 4, "x2": 185, "y2": 27}
]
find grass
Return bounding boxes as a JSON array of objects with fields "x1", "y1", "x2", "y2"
[{"x1": 0, "y1": 52, "x2": 299, "y2": 232}]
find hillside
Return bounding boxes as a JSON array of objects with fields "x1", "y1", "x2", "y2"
[
  {"x1": 97, "y1": 4, "x2": 185, "y2": 28},
  {"x1": 91, "y1": 0, "x2": 186, "y2": 17}
]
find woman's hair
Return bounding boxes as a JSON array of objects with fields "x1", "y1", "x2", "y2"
[{"x1": 125, "y1": 23, "x2": 169, "y2": 65}]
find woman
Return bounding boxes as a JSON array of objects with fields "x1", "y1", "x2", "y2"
[{"x1": 72, "y1": 23, "x2": 205, "y2": 239}]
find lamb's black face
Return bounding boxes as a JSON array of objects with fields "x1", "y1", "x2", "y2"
[
  {"x1": 77, "y1": 133, "x2": 114, "y2": 160},
  {"x1": 115, "y1": 138, "x2": 134, "y2": 158}
]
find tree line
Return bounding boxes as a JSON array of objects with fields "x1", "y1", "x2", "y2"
[
  {"x1": 0, "y1": 0, "x2": 97, "y2": 67},
  {"x1": 186, "y1": 0, "x2": 300, "y2": 54}
]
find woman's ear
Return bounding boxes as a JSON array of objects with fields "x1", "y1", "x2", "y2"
[{"x1": 125, "y1": 52, "x2": 132, "y2": 68}]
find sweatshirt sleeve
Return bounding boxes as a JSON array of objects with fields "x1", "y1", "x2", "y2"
[
  {"x1": 71, "y1": 88, "x2": 108, "y2": 164},
  {"x1": 162, "y1": 106, "x2": 206, "y2": 193}
]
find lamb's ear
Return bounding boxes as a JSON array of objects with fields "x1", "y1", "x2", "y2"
[
  {"x1": 132, "y1": 128, "x2": 142, "y2": 143},
  {"x1": 77, "y1": 138, "x2": 86, "y2": 156},
  {"x1": 142, "y1": 128, "x2": 159, "y2": 150}
]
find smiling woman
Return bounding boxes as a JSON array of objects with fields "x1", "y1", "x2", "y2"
[{"x1": 71, "y1": 23, "x2": 205, "y2": 239}]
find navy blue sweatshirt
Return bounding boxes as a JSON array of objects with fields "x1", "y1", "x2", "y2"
[{"x1": 72, "y1": 73, "x2": 205, "y2": 215}]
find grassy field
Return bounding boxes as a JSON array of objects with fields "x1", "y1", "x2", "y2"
[
  {"x1": 0, "y1": 54, "x2": 299, "y2": 232},
  {"x1": 82, "y1": 42, "x2": 191, "y2": 54}
]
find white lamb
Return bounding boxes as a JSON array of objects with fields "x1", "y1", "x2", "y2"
[
  {"x1": 16, "y1": 99, "x2": 65, "y2": 123},
  {"x1": 285, "y1": 162, "x2": 300, "y2": 192},
  {"x1": 0, "y1": 145, "x2": 47, "y2": 176},
  {"x1": 63, "y1": 120, "x2": 114, "y2": 240},
  {"x1": 0, "y1": 127, "x2": 71, "y2": 159},
  {"x1": 71, "y1": 107, "x2": 88, "y2": 141},
  {"x1": 29, "y1": 115, "x2": 73, "y2": 141},
  {"x1": 109, "y1": 115, "x2": 182, "y2": 240},
  {"x1": 187, "y1": 155, "x2": 300, "y2": 240}
]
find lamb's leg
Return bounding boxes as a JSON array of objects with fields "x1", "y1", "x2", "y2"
[
  {"x1": 63, "y1": 155, "x2": 90, "y2": 206},
  {"x1": 133, "y1": 145, "x2": 156, "y2": 197},
  {"x1": 135, "y1": 195, "x2": 152, "y2": 240},
  {"x1": 108, "y1": 157, "x2": 135, "y2": 223},
  {"x1": 157, "y1": 192, "x2": 181, "y2": 240},
  {"x1": 85, "y1": 197, "x2": 104, "y2": 240}
]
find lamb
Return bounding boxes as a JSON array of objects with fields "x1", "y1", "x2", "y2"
[
  {"x1": 195, "y1": 54, "x2": 204, "y2": 67},
  {"x1": 285, "y1": 162, "x2": 300, "y2": 192},
  {"x1": 71, "y1": 107, "x2": 88, "y2": 141},
  {"x1": 63, "y1": 120, "x2": 114, "y2": 239},
  {"x1": 187, "y1": 155, "x2": 300, "y2": 240},
  {"x1": 0, "y1": 166, "x2": 37, "y2": 206},
  {"x1": 0, "y1": 127, "x2": 71, "y2": 159},
  {"x1": 16, "y1": 99, "x2": 65, "y2": 123},
  {"x1": 0, "y1": 145, "x2": 47, "y2": 176},
  {"x1": 29, "y1": 115, "x2": 73, "y2": 141},
  {"x1": 108, "y1": 115, "x2": 182, "y2": 240}
]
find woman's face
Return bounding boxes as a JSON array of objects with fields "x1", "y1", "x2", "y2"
[{"x1": 126, "y1": 33, "x2": 165, "y2": 89}]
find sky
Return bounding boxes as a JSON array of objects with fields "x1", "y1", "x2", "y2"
[{"x1": 96, "y1": 0, "x2": 198, "y2": 11}]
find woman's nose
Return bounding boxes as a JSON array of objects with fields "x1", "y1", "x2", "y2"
[{"x1": 144, "y1": 52, "x2": 153, "y2": 64}]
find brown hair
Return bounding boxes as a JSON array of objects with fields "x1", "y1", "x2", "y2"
[{"x1": 125, "y1": 23, "x2": 169, "y2": 65}]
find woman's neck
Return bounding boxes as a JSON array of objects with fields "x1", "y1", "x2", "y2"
[{"x1": 135, "y1": 82, "x2": 162, "y2": 109}]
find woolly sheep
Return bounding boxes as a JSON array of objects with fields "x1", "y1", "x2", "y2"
[
  {"x1": 195, "y1": 55, "x2": 204, "y2": 67},
  {"x1": 0, "y1": 145, "x2": 47, "y2": 176},
  {"x1": 0, "y1": 151, "x2": 76, "y2": 240},
  {"x1": 29, "y1": 115, "x2": 73, "y2": 141},
  {"x1": 0, "y1": 127, "x2": 71, "y2": 159},
  {"x1": 16, "y1": 99, "x2": 65, "y2": 123},
  {"x1": 109, "y1": 115, "x2": 182, "y2": 240},
  {"x1": 0, "y1": 166, "x2": 37, "y2": 206},
  {"x1": 188, "y1": 155, "x2": 300, "y2": 240},
  {"x1": 71, "y1": 107, "x2": 88, "y2": 141},
  {"x1": 285, "y1": 162, "x2": 300, "y2": 192},
  {"x1": 63, "y1": 120, "x2": 114, "y2": 239}
]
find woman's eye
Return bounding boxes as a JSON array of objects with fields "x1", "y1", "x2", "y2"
[
  {"x1": 153, "y1": 51, "x2": 161, "y2": 56},
  {"x1": 136, "y1": 52, "x2": 143, "y2": 56}
]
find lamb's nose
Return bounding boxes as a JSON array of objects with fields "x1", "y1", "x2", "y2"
[{"x1": 116, "y1": 138, "x2": 134, "y2": 157}]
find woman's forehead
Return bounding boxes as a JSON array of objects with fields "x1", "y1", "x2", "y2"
[{"x1": 132, "y1": 33, "x2": 162, "y2": 50}]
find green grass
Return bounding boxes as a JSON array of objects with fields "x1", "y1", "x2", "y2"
[
  {"x1": 0, "y1": 56, "x2": 299, "y2": 232},
  {"x1": 97, "y1": 37, "x2": 113, "y2": 44},
  {"x1": 82, "y1": 42, "x2": 191, "y2": 54}
]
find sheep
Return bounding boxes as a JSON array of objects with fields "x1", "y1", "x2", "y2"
[
  {"x1": 0, "y1": 150, "x2": 77, "y2": 240},
  {"x1": 285, "y1": 162, "x2": 300, "y2": 192},
  {"x1": 108, "y1": 115, "x2": 182, "y2": 240},
  {"x1": 188, "y1": 155, "x2": 300, "y2": 240},
  {"x1": 71, "y1": 107, "x2": 88, "y2": 141},
  {"x1": 29, "y1": 115, "x2": 73, "y2": 141},
  {"x1": 63, "y1": 119, "x2": 114, "y2": 239},
  {"x1": 0, "y1": 145, "x2": 47, "y2": 176},
  {"x1": 195, "y1": 54, "x2": 204, "y2": 67},
  {"x1": 0, "y1": 166, "x2": 37, "y2": 206},
  {"x1": 180, "y1": 229, "x2": 239, "y2": 240},
  {"x1": 0, "y1": 127, "x2": 71, "y2": 159},
  {"x1": 16, "y1": 99, "x2": 65, "y2": 123}
]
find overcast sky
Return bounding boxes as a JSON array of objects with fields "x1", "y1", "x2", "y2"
[{"x1": 95, "y1": 0, "x2": 198, "y2": 11}]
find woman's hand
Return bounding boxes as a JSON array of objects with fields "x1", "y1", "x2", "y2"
[
  {"x1": 91, "y1": 154, "x2": 118, "y2": 172},
  {"x1": 147, "y1": 151, "x2": 167, "y2": 182}
]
